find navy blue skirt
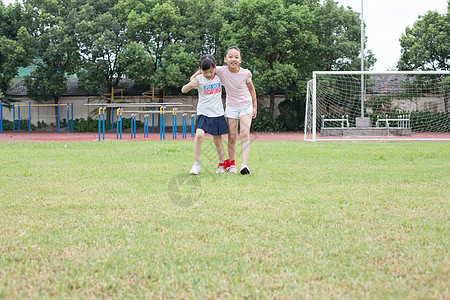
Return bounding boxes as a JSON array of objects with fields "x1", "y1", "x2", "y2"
[{"x1": 196, "y1": 115, "x2": 228, "y2": 135}]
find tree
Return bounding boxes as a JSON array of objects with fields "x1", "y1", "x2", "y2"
[
  {"x1": 0, "y1": 0, "x2": 25, "y2": 39},
  {"x1": 0, "y1": 27, "x2": 33, "y2": 100},
  {"x1": 398, "y1": 10, "x2": 449, "y2": 112},
  {"x1": 222, "y1": 0, "x2": 373, "y2": 122},
  {"x1": 74, "y1": 0, "x2": 131, "y2": 95},
  {"x1": 177, "y1": 0, "x2": 234, "y2": 58},
  {"x1": 309, "y1": 0, "x2": 375, "y2": 72},
  {"x1": 120, "y1": 0, "x2": 185, "y2": 88},
  {"x1": 23, "y1": 0, "x2": 81, "y2": 104},
  {"x1": 398, "y1": 10, "x2": 449, "y2": 71},
  {"x1": 223, "y1": 0, "x2": 317, "y2": 119},
  {"x1": 120, "y1": 0, "x2": 224, "y2": 90},
  {"x1": 0, "y1": 2, "x2": 32, "y2": 101}
]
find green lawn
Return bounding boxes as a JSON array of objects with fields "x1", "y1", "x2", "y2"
[{"x1": 0, "y1": 140, "x2": 449, "y2": 298}]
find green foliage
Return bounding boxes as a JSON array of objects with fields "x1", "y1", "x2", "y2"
[
  {"x1": 62, "y1": 117, "x2": 143, "y2": 132},
  {"x1": 251, "y1": 101, "x2": 302, "y2": 132},
  {"x1": 0, "y1": 1, "x2": 33, "y2": 99},
  {"x1": 75, "y1": 0, "x2": 129, "y2": 95},
  {"x1": 25, "y1": 70, "x2": 68, "y2": 102},
  {"x1": 122, "y1": 42, "x2": 155, "y2": 87},
  {"x1": 410, "y1": 112, "x2": 449, "y2": 132},
  {"x1": 120, "y1": 0, "x2": 229, "y2": 91},
  {"x1": 0, "y1": 1, "x2": 26, "y2": 39},
  {"x1": 119, "y1": 117, "x2": 143, "y2": 130},
  {"x1": 275, "y1": 98, "x2": 305, "y2": 131},
  {"x1": 23, "y1": 0, "x2": 81, "y2": 102},
  {"x1": 66, "y1": 117, "x2": 99, "y2": 132},
  {"x1": 251, "y1": 106, "x2": 278, "y2": 132},
  {"x1": 123, "y1": 0, "x2": 182, "y2": 71},
  {"x1": 152, "y1": 43, "x2": 198, "y2": 89},
  {"x1": 398, "y1": 10, "x2": 449, "y2": 71},
  {"x1": 0, "y1": 118, "x2": 35, "y2": 131},
  {"x1": 36, "y1": 120, "x2": 48, "y2": 128}
]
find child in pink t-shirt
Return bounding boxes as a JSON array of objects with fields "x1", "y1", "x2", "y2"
[{"x1": 216, "y1": 46, "x2": 257, "y2": 174}]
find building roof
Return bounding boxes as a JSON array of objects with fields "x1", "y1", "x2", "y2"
[
  {"x1": 368, "y1": 74, "x2": 415, "y2": 94},
  {"x1": 5, "y1": 78, "x2": 154, "y2": 98}
]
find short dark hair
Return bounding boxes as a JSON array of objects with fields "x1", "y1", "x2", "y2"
[
  {"x1": 199, "y1": 54, "x2": 216, "y2": 70},
  {"x1": 225, "y1": 46, "x2": 241, "y2": 56}
]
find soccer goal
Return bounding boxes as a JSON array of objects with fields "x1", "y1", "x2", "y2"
[{"x1": 304, "y1": 71, "x2": 450, "y2": 141}]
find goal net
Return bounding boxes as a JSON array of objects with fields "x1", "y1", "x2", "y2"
[{"x1": 304, "y1": 71, "x2": 450, "y2": 141}]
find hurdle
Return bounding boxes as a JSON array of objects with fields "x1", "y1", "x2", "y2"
[
  {"x1": 6, "y1": 101, "x2": 74, "y2": 134},
  {"x1": 180, "y1": 110, "x2": 197, "y2": 138},
  {"x1": 86, "y1": 102, "x2": 195, "y2": 141},
  {"x1": 120, "y1": 107, "x2": 187, "y2": 140}
]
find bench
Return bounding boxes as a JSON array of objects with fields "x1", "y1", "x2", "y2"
[
  {"x1": 321, "y1": 115, "x2": 349, "y2": 128},
  {"x1": 376, "y1": 115, "x2": 410, "y2": 128}
]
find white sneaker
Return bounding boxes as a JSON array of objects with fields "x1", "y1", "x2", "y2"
[
  {"x1": 240, "y1": 164, "x2": 250, "y2": 175},
  {"x1": 216, "y1": 166, "x2": 225, "y2": 173},
  {"x1": 227, "y1": 165, "x2": 237, "y2": 173},
  {"x1": 189, "y1": 163, "x2": 200, "y2": 175}
]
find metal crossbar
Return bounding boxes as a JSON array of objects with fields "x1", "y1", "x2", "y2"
[{"x1": 84, "y1": 103, "x2": 191, "y2": 107}]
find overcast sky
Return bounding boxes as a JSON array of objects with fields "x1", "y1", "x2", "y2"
[
  {"x1": 337, "y1": 0, "x2": 448, "y2": 71},
  {"x1": 2, "y1": 0, "x2": 448, "y2": 71}
]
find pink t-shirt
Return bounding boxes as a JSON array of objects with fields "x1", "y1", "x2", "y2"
[{"x1": 215, "y1": 66, "x2": 252, "y2": 107}]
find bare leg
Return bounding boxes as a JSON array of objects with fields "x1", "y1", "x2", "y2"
[
  {"x1": 194, "y1": 128, "x2": 205, "y2": 163},
  {"x1": 227, "y1": 118, "x2": 239, "y2": 161},
  {"x1": 239, "y1": 114, "x2": 252, "y2": 165},
  {"x1": 213, "y1": 135, "x2": 225, "y2": 163}
]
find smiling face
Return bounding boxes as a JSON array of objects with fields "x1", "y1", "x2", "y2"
[{"x1": 224, "y1": 48, "x2": 242, "y2": 72}]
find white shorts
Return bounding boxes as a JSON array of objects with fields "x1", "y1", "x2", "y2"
[{"x1": 225, "y1": 104, "x2": 253, "y2": 119}]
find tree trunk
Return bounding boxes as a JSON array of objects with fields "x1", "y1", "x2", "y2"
[
  {"x1": 106, "y1": 84, "x2": 113, "y2": 125},
  {"x1": 444, "y1": 95, "x2": 449, "y2": 113},
  {"x1": 269, "y1": 87, "x2": 275, "y2": 120}
]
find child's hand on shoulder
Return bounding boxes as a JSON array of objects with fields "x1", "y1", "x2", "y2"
[
  {"x1": 191, "y1": 78, "x2": 199, "y2": 87},
  {"x1": 181, "y1": 78, "x2": 199, "y2": 93},
  {"x1": 241, "y1": 68, "x2": 252, "y2": 79},
  {"x1": 190, "y1": 70, "x2": 201, "y2": 82}
]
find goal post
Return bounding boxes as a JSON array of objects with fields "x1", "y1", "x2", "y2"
[{"x1": 304, "y1": 71, "x2": 450, "y2": 141}]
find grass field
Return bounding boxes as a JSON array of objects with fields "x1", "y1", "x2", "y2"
[{"x1": 0, "y1": 140, "x2": 449, "y2": 298}]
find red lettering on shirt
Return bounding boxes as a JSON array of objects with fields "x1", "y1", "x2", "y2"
[{"x1": 204, "y1": 88, "x2": 221, "y2": 95}]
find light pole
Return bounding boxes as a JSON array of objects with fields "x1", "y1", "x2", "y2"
[{"x1": 360, "y1": 0, "x2": 365, "y2": 118}]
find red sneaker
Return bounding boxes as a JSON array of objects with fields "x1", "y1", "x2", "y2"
[{"x1": 224, "y1": 159, "x2": 236, "y2": 173}]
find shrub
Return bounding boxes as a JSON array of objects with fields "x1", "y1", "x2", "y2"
[{"x1": 0, "y1": 119, "x2": 35, "y2": 131}]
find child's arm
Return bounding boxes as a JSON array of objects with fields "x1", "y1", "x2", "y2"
[
  {"x1": 247, "y1": 81, "x2": 257, "y2": 119},
  {"x1": 181, "y1": 79, "x2": 199, "y2": 93},
  {"x1": 190, "y1": 70, "x2": 201, "y2": 82}
]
